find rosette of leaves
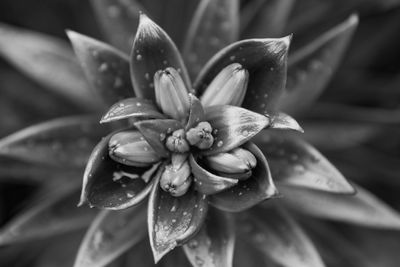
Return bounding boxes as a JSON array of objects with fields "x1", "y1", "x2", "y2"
[{"x1": 0, "y1": 1, "x2": 400, "y2": 267}]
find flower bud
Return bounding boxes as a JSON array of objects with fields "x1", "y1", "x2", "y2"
[
  {"x1": 154, "y1": 67, "x2": 190, "y2": 121},
  {"x1": 204, "y1": 147, "x2": 257, "y2": 180},
  {"x1": 166, "y1": 129, "x2": 190, "y2": 153},
  {"x1": 200, "y1": 63, "x2": 249, "y2": 107},
  {"x1": 160, "y1": 160, "x2": 192, "y2": 197},
  {"x1": 186, "y1": 121, "x2": 214, "y2": 149},
  {"x1": 109, "y1": 131, "x2": 160, "y2": 167}
]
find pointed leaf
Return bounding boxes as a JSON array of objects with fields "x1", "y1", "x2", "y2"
[
  {"x1": 189, "y1": 154, "x2": 238, "y2": 194},
  {"x1": 183, "y1": 0, "x2": 239, "y2": 78},
  {"x1": 209, "y1": 143, "x2": 278, "y2": 212},
  {"x1": 74, "y1": 203, "x2": 147, "y2": 267},
  {"x1": 194, "y1": 37, "x2": 290, "y2": 113},
  {"x1": 185, "y1": 94, "x2": 205, "y2": 130},
  {"x1": 280, "y1": 15, "x2": 358, "y2": 115},
  {"x1": 0, "y1": 185, "x2": 95, "y2": 245},
  {"x1": 80, "y1": 133, "x2": 160, "y2": 210},
  {"x1": 148, "y1": 176, "x2": 208, "y2": 263},
  {"x1": 90, "y1": 0, "x2": 143, "y2": 53},
  {"x1": 101, "y1": 98, "x2": 165, "y2": 123},
  {"x1": 0, "y1": 116, "x2": 110, "y2": 168},
  {"x1": 203, "y1": 105, "x2": 270, "y2": 155},
  {"x1": 268, "y1": 112, "x2": 304, "y2": 132},
  {"x1": 279, "y1": 184, "x2": 400, "y2": 229},
  {"x1": 134, "y1": 119, "x2": 183, "y2": 158},
  {"x1": 254, "y1": 131, "x2": 355, "y2": 194},
  {"x1": 241, "y1": 0, "x2": 295, "y2": 38},
  {"x1": 67, "y1": 31, "x2": 134, "y2": 106},
  {"x1": 130, "y1": 14, "x2": 191, "y2": 101},
  {"x1": 183, "y1": 208, "x2": 235, "y2": 267},
  {"x1": 238, "y1": 206, "x2": 325, "y2": 267},
  {"x1": 0, "y1": 23, "x2": 99, "y2": 110}
]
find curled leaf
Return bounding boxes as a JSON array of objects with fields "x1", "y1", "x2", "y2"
[
  {"x1": 80, "y1": 133, "x2": 160, "y2": 209},
  {"x1": 203, "y1": 105, "x2": 270, "y2": 155},
  {"x1": 183, "y1": 0, "x2": 239, "y2": 78},
  {"x1": 0, "y1": 23, "x2": 99, "y2": 110},
  {"x1": 148, "y1": 175, "x2": 208, "y2": 263},
  {"x1": 0, "y1": 116, "x2": 110, "y2": 168},
  {"x1": 67, "y1": 31, "x2": 134, "y2": 106},
  {"x1": 74, "y1": 203, "x2": 147, "y2": 267},
  {"x1": 254, "y1": 131, "x2": 355, "y2": 194},
  {"x1": 194, "y1": 37, "x2": 290, "y2": 113},
  {"x1": 183, "y1": 208, "x2": 235, "y2": 267},
  {"x1": 185, "y1": 94, "x2": 205, "y2": 130},
  {"x1": 130, "y1": 13, "x2": 190, "y2": 101},
  {"x1": 279, "y1": 184, "x2": 400, "y2": 229},
  {"x1": 209, "y1": 143, "x2": 278, "y2": 212},
  {"x1": 280, "y1": 14, "x2": 359, "y2": 115},
  {"x1": 101, "y1": 98, "x2": 165, "y2": 123},
  {"x1": 189, "y1": 154, "x2": 238, "y2": 194}
]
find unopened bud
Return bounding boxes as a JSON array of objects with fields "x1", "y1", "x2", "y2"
[
  {"x1": 109, "y1": 131, "x2": 160, "y2": 167},
  {"x1": 205, "y1": 147, "x2": 257, "y2": 180},
  {"x1": 186, "y1": 121, "x2": 214, "y2": 149},
  {"x1": 166, "y1": 129, "x2": 190, "y2": 153},
  {"x1": 160, "y1": 160, "x2": 192, "y2": 197},
  {"x1": 154, "y1": 67, "x2": 190, "y2": 121},
  {"x1": 200, "y1": 63, "x2": 249, "y2": 107}
]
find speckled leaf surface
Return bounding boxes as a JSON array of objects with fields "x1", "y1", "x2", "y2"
[
  {"x1": 74, "y1": 203, "x2": 147, "y2": 267},
  {"x1": 80, "y1": 133, "x2": 160, "y2": 210},
  {"x1": 254, "y1": 130, "x2": 355, "y2": 194},
  {"x1": 209, "y1": 143, "x2": 278, "y2": 212},
  {"x1": 148, "y1": 175, "x2": 208, "y2": 263},
  {"x1": 130, "y1": 14, "x2": 190, "y2": 101},
  {"x1": 0, "y1": 116, "x2": 110, "y2": 168},
  {"x1": 183, "y1": 208, "x2": 235, "y2": 267},
  {"x1": 194, "y1": 37, "x2": 290, "y2": 113},
  {"x1": 183, "y1": 0, "x2": 239, "y2": 78},
  {"x1": 68, "y1": 31, "x2": 134, "y2": 106}
]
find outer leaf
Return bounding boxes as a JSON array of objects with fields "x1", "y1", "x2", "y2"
[
  {"x1": 279, "y1": 184, "x2": 400, "y2": 229},
  {"x1": 0, "y1": 184, "x2": 95, "y2": 245},
  {"x1": 134, "y1": 119, "x2": 183, "y2": 157},
  {"x1": 189, "y1": 154, "x2": 238, "y2": 194},
  {"x1": 130, "y1": 14, "x2": 191, "y2": 101},
  {"x1": 280, "y1": 15, "x2": 358, "y2": 115},
  {"x1": 183, "y1": 0, "x2": 239, "y2": 78},
  {"x1": 241, "y1": 0, "x2": 295, "y2": 38},
  {"x1": 80, "y1": 133, "x2": 160, "y2": 209},
  {"x1": 209, "y1": 143, "x2": 278, "y2": 212},
  {"x1": 67, "y1": 31, "x2": 134, "y2": 106},
  {"x1": 204, "y1": 105, "x2": 270, "y2": 155},
  {"x1": 148, "y1": 175, "x2": 208, "y2": 263},
  {"x1": 253, "y1": 131, "x2": 355, "y2": 194},
  {"x1": 101, "y1": 98, "x2": 165, "y2": 123},
  {"x1": 194, "y1": 37, "x2": 290, "y2": 113},
  {"x1": 0, "y1": 23, "x2": 99, "y2": 110},
  {"x1": 90, "y1": 0, "x2": 143, "y2": 53},
  {"x1": 183, "y1": 208, "x2": 235, "y2": 267},
  {"x1": 74, "y1": 203, "x2": 147, "y2": 267},
  {"x1": 238, "y1": 206, "x2": 325, "y2": 267},
  {"x1": 0, "y1": 116, "x2": 110, "y2": 167}
]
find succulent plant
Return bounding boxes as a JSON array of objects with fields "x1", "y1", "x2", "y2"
[{"x1": 0, "y1": 1, "x2": 400, "y2": 267}]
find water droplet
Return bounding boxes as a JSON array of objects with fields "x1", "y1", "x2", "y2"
[
  {"x1": 242, "y1": 130, "x2": 249, "y2": 136},
  {"x1": 126, "y1": 190, "x2": 135, "y2": 198},
  {"x1": 217, "y1": 141, "x2": 223, "y2": 147},
  {"x1": 171, "y1": 219, "x2": 177, "y2": 223},
  {"x1": 136, "y1": 102, "x2": 142, "y2": 107},
  {"x1": 163, "y1": 60, "x2": 168, "y2": 65},
  {"x1": 159, "y1": 133, "x2": 166, "y2": 141},
  {"x1": 230, "y1": 55, "x2": 236, "y2": 61},
  {"x1": 293, "y1": 164, "x2": 305, "y2": 173},
  {"x1": 144, "y1": 73, "x2": 150, "y2": 80},
  {"x1": 114, "y1": 77, "x2": 123, "y2": 88},
  {"x1": 188, "y1": 240, "x2": 199, "y2": 249},
  {"x1": 195, "y1": 256, "x2": 205, "y2": 266},
  {"x1": 98, "y1": 63, "x2": 108, "y2": 72},
  {"x1": 170, "y1": 205, "x2": 177, "y2": 212},
  {"x1": 136, "y1": 54, "x2": 143, "y2": 61}
]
